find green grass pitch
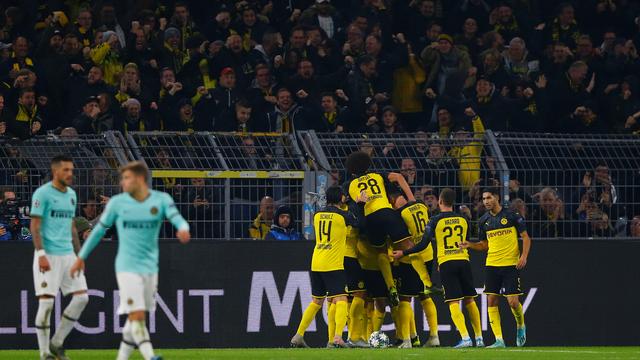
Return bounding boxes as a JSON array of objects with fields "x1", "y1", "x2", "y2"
[{"x1": 1, "y1": 347, "x2": 639, "y2": 360}]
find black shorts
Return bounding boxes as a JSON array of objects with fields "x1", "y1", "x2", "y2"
[
  {"x1": 363, "y1": 270, "x2": 387, "y2": 299},
  {"x1": 484, "y1": 266, "x2": 523, "y2": 297},
  {"x1": 440, "y1": 260, "x2": 477, "y2": 302},
  {"x1": 393, "y1": 263, "x2": 423, "y2": 297},
  {"x1": 366, "y1": 208, "x2": 411, "y2": 247},
  {"x1": 344, "y1": 257, "x2": 367, "y2": 293},
  {"x1": 311, "y1": 270, "x2": 347, "y2": 298},
  {"x1": 425, "y1": 260, "x2": 434, "y2": 277}
]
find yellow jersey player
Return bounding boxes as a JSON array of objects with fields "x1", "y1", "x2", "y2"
[
  {"x1": 291, "y1": 186, "x2": 365, "y2": 348},
  {"x1": 340, "y1": 200, "x2": 369, "y2": 348},
  {"x1": 387, "y1": 186, "x2": 440, "y2": 348},
  {"x1": 462, "y1": 187, "x2": 532, "y2": 348},
  {"x1": 344, "y1": 151, "x2": 417, "y2": 307},
  {"x1": 394, "y1": 188, "x2": 484, "y2": 348}
]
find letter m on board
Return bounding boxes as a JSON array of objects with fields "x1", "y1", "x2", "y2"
[{"x1": 246, "y1": 271, "x2": 312, "y2": 332}]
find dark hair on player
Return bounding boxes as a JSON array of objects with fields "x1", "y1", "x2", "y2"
[
  {"x1": 345, "y1": 151, "x2": 372, "y2": 176},
  {"x1": 325, "y1": 185, "x2": 344, "y2": 205},
  {"x1": 120, "y1": 161, "x2": 149, "y2": 182},
  {"x1": 439, "y1": 188, "x2": 456, "y2": 207},
  {"x1": 51, "y1": 154, "x2": 73, "y2": 167},
  {"x1": 481, "y1": 187, "x2": 500, "y2": 197}
]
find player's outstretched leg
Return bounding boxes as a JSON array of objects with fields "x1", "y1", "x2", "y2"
[
  {"x1": 508, "y1": 296, "x2": 526, "y2": 347},
  {"x1": 291, "y1": 299, "x2": 322, "y2": 348},
  {"x1": 36, "y1": 297, "x2": 55, "y2": 360},
  {"x1": 375, "y1": 251, "x2": 399, "y2": 306},
  {"x1": 50, "y1": 291, "x2": 89, "y2": 360}
]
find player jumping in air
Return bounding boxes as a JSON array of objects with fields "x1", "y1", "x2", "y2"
[
  {"x1": 345, "y1": 151, "x2": 435, "y2": 307},
  {"x1": 70, "y1": 161, "x2": 191, "y2": 360},
  {"x1": 462, "y1": 187, "x2": 531, "y2": 348},
  {"x1": 394, "y1": 188, "x2": 484, "y2": 348},
  {"x1": 291, "y1": 186, "x2": 365, "y2": 348},
  {"x1": 31, "y1": 155, "x2": 89, "y2": 360}
]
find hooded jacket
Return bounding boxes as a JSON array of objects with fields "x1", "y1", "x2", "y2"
[{"x1": 265, "y1": 206, "x2": 302, "y2": 241}]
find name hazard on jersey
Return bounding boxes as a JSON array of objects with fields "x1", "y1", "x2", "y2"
[{"x1": 486, "y1": 227, "x2": 515, "y2": 239}]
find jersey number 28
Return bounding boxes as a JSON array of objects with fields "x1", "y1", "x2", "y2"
[{"x1": 357, "y1": 178, "x2": 381, "y2": 195}]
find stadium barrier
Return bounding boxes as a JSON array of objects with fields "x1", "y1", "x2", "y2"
[{"x1": 1, "y1": 240, "x2": 636, "y2": 348}]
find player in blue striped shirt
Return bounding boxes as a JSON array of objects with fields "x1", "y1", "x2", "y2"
[{"x1": 71, "y1": 161, "x2": 190, "y2": 360}]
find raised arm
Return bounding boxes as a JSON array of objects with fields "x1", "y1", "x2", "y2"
[{"x1": 388, "y1": 172, "x2": 416, "y2": 202}]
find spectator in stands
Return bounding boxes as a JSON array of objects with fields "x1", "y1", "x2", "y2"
[
  {"x1": 419, "y1": 185, "x2": 439, "y2": 216},
  {"x1": 217, "y1": 99, "x2": 255, "y2": 132},
  {"x1": 120, "y1": 98, "x2": 159, "y2": 133},
  {"x1": 421, "y1": 141, "x2": 457, "y2": 190},
  {"x1": 400, "y1": 158, "x2": 417, "y2": 187},
  {"x1": 181, "y1": 177, "x2": 219, "y2": 238},
  {"x1": 212, "y1": 67, "x2": 241, "y2": 114},
  {"x1": 549, "y1": 61, "x2": 595, "y2": 131},
  {"x1": 8, "y1": 88, "x2": 43, "y2": 139},
  {"x1": 249, "y1": 196, "x2": 275, "y2": 240},
  {"x1": 265, "y1": 205, "x2": 302, "y2": 241},
  {"x1": 530, "y1": 187, "x2": 566, "y2": 238},
  {"x1": 89, "y1": 31, "x2": 123, "y2": 86},
  {"x1": 264, "y1": 87, "x2": 311, "y2": 133},
  {"x1": 319, "y1": 92, "x2": 348, "y2": 132},
  {"x1": 421, "y1": 34, "x2": 471, "y2": 94},
  {"x1": 0, "y1": 36, "x2": 34, "y2": 81},
  {"x1": 381, "y1": 106, "x2": 404, "y2": 134},
  {"x1": 502, "y1": 37, "x2": 535, "y2": 82},
  {"x1": 64, "y1": 65, "x2": 112, "y2": 120},
  {"x1": 448, "y1": 107, "x2": 485, "y2": 191},
  {"x1": 72, "y1": 96, "x2": 101, "y2": 134},
  {"x1": 346, "y1": 55, "x2": 377, "y2": 121}
]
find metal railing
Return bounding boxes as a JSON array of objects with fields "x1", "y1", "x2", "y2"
[{"x1": 2, "y1": 131, "x2": 638, "y2": 240}]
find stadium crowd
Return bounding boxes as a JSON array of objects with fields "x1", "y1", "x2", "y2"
[{"x1": 0, "y1": 0, "x2": 639, "y2": 239}]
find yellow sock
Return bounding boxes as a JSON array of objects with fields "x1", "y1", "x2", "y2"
[
  {"x1": 488, "y1": 306, "x2": 503, "y2": 340},
  {"x1": 349, "y1": 297, "x2": 365, "y2": 341},
  {"x1": 334, "y1": 300, "x2": 349, "y2": 339},
  {"x1": 346, "y1": 301, "x2": 352, "y2": 340},
  {"x1": 361, "y1": 303, "x2": 369, "y2": 341},
  {"x1": 409, "y1": 255, "x2": 433, "y2": 287},
  {"x1": 366, "y1": 301, "x2": 374, "y2": 338},
  {"x1": 465, "y1": 301, "x2": 482, "y2": 339},
  {"x1": 409, "y1": 309, "x2": 417, "y2": 338},
  {"x1": 398, "y1": 301, "x2": 412, "y2": 341},
  {"x1": 372, "y1": 307, "x2": 385, "y2": 332},
  {"x1": 390, "y1": 306, "x2": 399, "y2": 338},
  {"x1": 328, "y1": 302, "x2": 336, "y2": 343},
  {"x1": 511, "y1": 302, "x2": 525, "y2": 328},
  {"x1": 296, "y1": 302, "x2": 322, "y2": 336},
  {"x1": 376, "y1": 253, "x2": 395, "y2": 290},
  {"x1": 421, "y1": 297, "x2": 439, "y2": 337},
  {"x1": 449, "y1": 302, "x2": 469, "y2": 339}
]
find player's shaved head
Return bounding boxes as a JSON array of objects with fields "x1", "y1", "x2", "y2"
[
  {"x1": 346, "y1": 151, "x2": 372, "y2": 176},
  {"x1": 439, "y1": 188, "x2": 455, "y2": 207}
]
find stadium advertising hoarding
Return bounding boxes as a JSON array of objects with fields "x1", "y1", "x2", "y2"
[{"x1": 0, "y1": 240, "x2": 636, "y2": 348}]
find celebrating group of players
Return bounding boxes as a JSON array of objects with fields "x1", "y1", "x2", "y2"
[{"x1": 292, "y1": 151, "x2": 532, "y2": 349}]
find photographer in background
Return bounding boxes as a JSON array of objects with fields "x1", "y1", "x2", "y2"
[{"x1": 0, "y1": 187, "x2": 31, "y2": 241}]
